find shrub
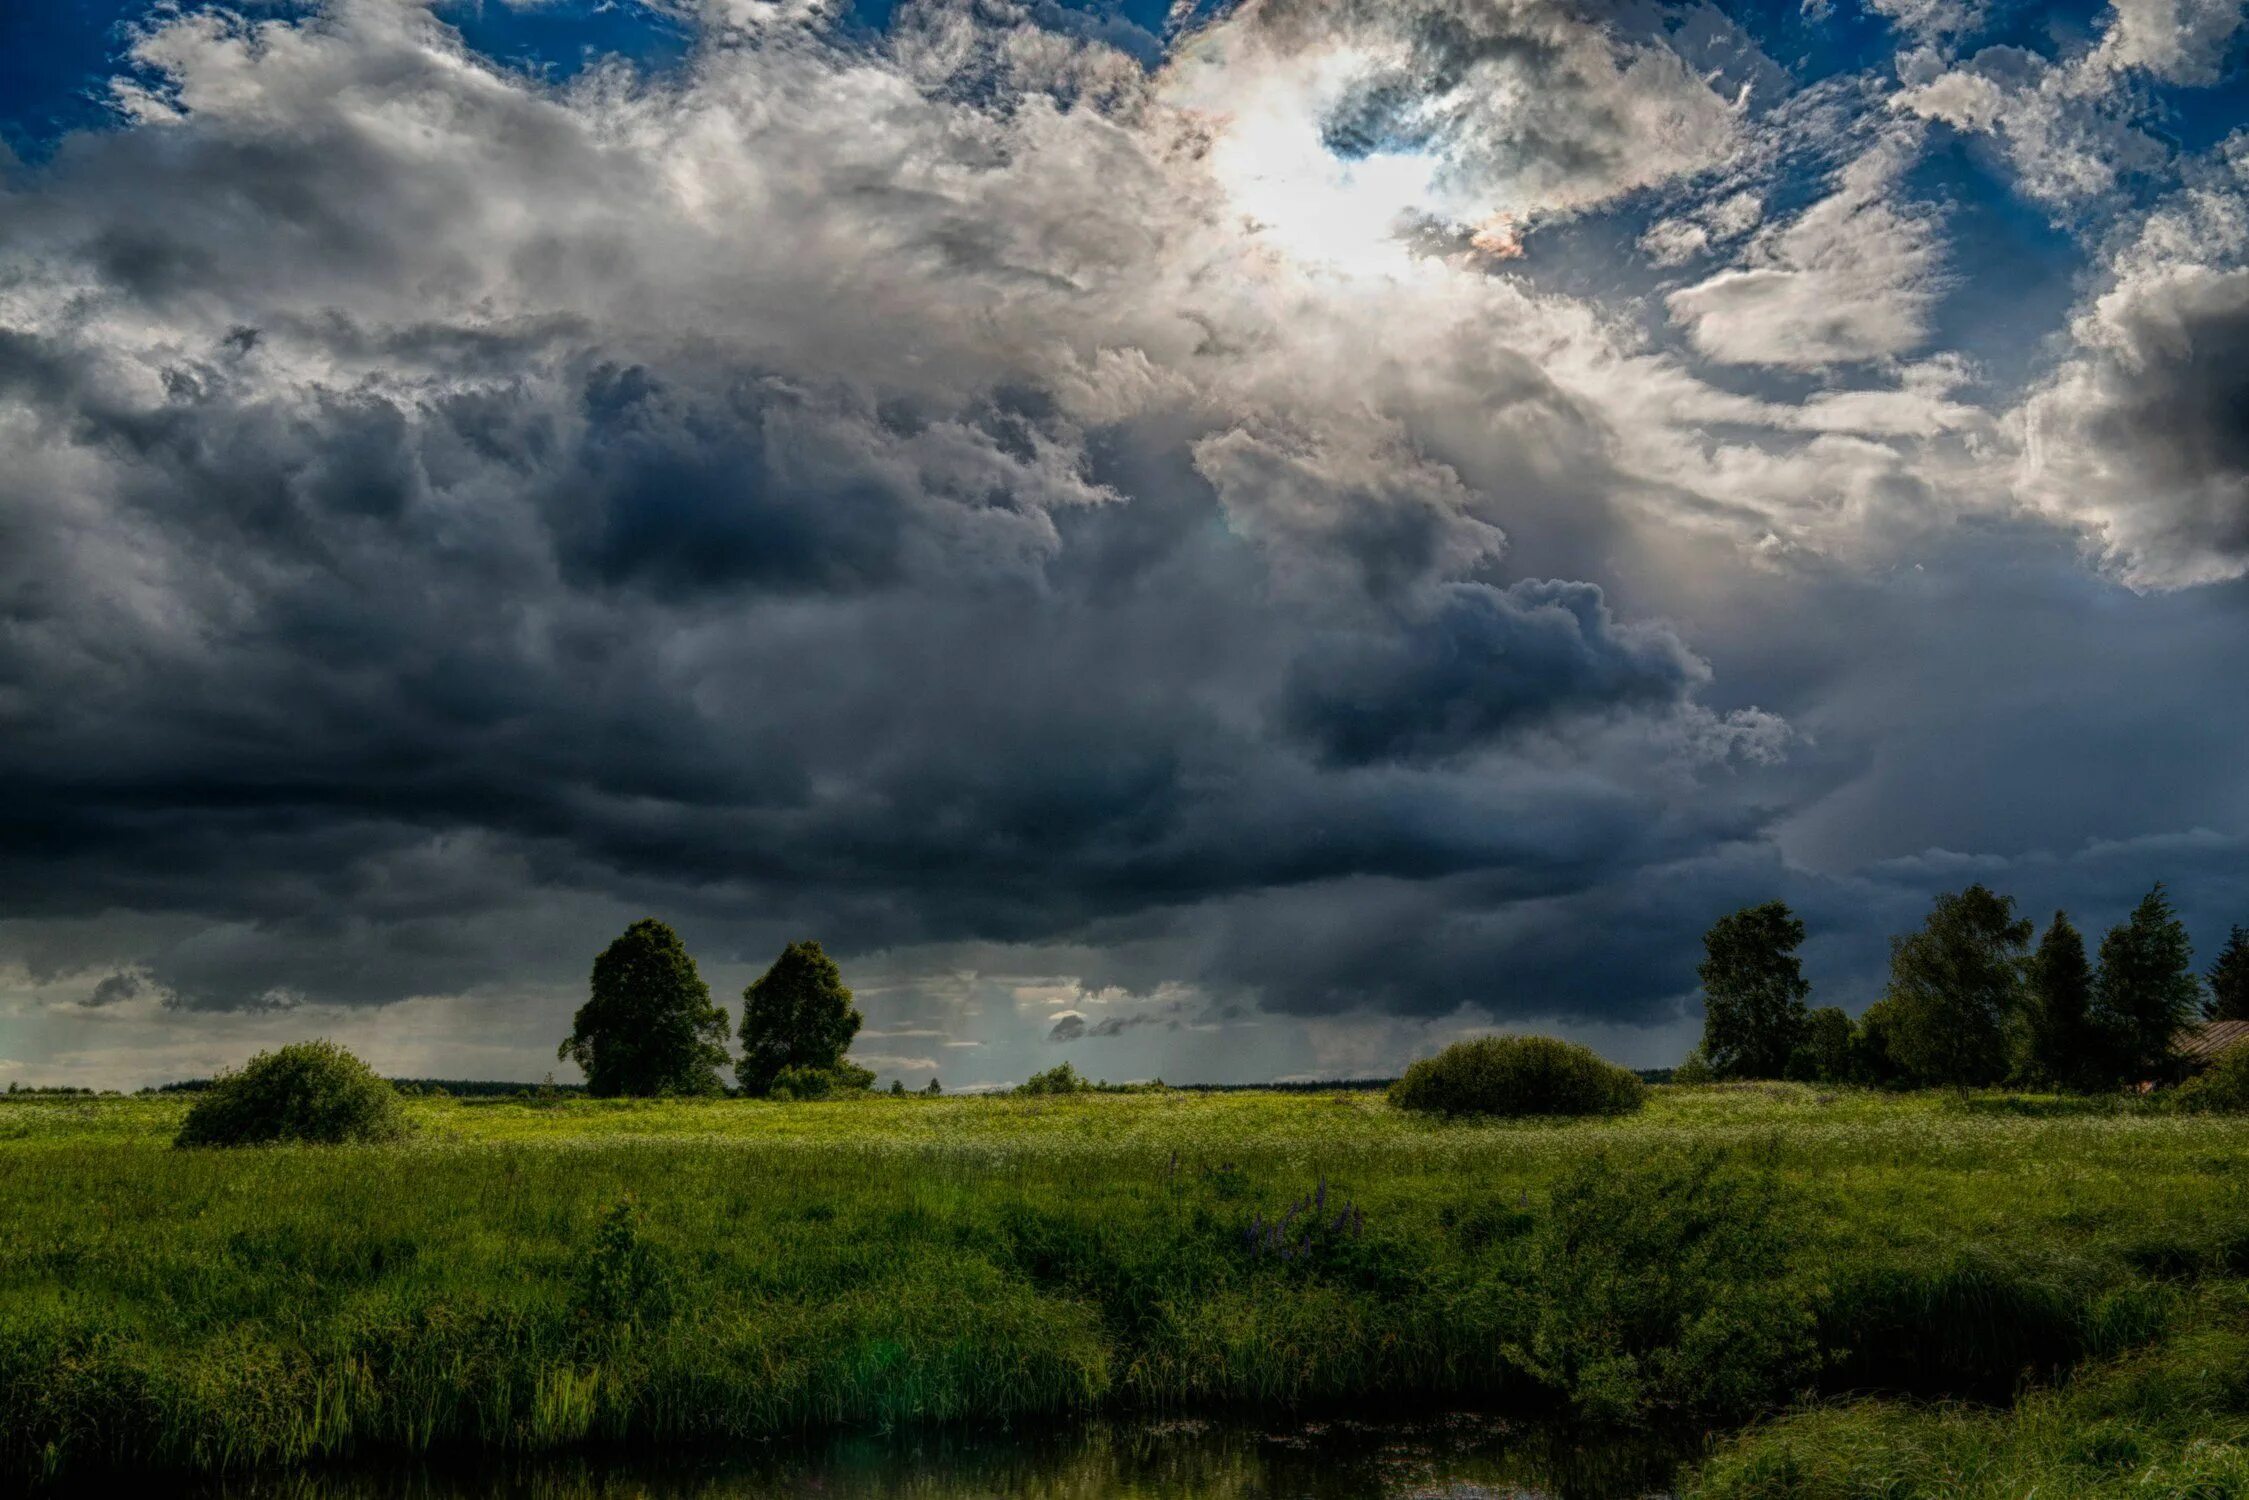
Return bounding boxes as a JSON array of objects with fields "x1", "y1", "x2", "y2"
[
  {"x1": 766, "y1": 1062, "x2": 876, "y2": 1101},
  {"x1": 575, "y1": 1196, "x2": 678, "y2": 1330},
  {"x1": 2170, "y1": 1048, "x2": 2249, "y2": 1113},
  {"x1": 174, "y1": 1041, "x2": 407, "y2": 1148},
  {"x1": 1388, "y1": 1036, "x2": 1646, "y2": 1118},
  {"x1": 1016, "y1": 1062, "x2": 1093, "y2": 1096},
  {"x1": 1512, "y1": 1144, "x2": 1819, "y2": 1422}
]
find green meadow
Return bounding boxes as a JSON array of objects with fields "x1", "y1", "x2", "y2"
[{"x1": 5, "y1": 1084, "x2": 2247, "y2": 1493}]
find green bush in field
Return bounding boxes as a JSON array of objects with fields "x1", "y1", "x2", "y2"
[
  {"x1": 575, "y1": 1196, "x2": 678, "y2": 1330},
  {"x1": 766, "y1": 1061, "x2": 876, "y2": 1101},
  {"x1": 1388, "y1": 1036, "x2": 1645, "y2": 1118},
  {"x1": 2170, "y1": 1048, "x2": 2249, "y2": 1113},
  {"x1": 1017, "y1": 1062, "x2": 1093, "y2": 1096},
  {"x1": 1512, "y1": 1145, "x2": 1819, "y2": 1422},
  {"x1": 173, "y1": 1040, "x2": 406, "y2": 1147}
]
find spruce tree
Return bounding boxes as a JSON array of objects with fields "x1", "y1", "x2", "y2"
[
  {"x1": 2207, "y1": 925, "x2": 2249, "y2": 1023},
  {"x1": 1696, "y1": 901, "x2": 1812, "y2": 1079},
  {"x1": 2021, "y1": 912, "x2": 2098, "y2": 1091},
  {"x1": 559, "y1": 920, "x2": 731, "y2": 1097},
  {"x1": 2092, "y1": 884, "x2": 2201, "y2": 1084}
]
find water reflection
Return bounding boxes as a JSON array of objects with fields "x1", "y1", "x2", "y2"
[{"x1": 182, "y1": 1414, "x2": 1680, "y2": 1500}]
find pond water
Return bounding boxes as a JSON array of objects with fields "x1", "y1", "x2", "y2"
[{"x1": 172, "y1": 1413, "x2": 1684, "y2": 1499}]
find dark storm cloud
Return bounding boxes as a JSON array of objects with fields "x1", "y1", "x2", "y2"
[
  {"x1": 1278, "y1": 580, "x2": 1706, "y2": 766},
  {"x1": 82, "y1": 970, "x2": 149, "y2": 1008},
  {"x1": 1048, "y1": 1009, "x2": 1173, "y2": 1040},
  {"x1": 8, "y1": 0, "x2": 2241, "y2": 1075},
  {"x1": 0, "y1": 0, "x2": 1786, "y2": 1020},
  {"x1": 2068, "y1": 270, "x2": 2249, "y2": 576}
]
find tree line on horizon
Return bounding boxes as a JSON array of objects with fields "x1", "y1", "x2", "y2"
[{"x1": 1690, "y1": 884, "x2": 2249, "y2": 1091}]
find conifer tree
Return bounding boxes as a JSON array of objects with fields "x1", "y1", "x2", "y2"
[
  {"x1": 2092, "y1": 885, "x2": 2201, "y2": 1084},
  {"x1": 2206, "y1": 925, "x2": 2249, "y2": 1023},
  {"x1": 2021, "y1": 912, "x2": 2099, "y2": 1090}
]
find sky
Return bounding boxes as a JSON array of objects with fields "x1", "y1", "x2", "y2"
[{"x1": 0, "y1": 0, "x2": 2246, "y2": 1091}]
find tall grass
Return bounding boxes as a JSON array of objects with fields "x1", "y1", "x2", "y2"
[{"x1": 3, "y1": 1085, "x2": 2246, "y2": 1485}]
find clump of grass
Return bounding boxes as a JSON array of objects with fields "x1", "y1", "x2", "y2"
[
  {"x1": 1389, "y1": 1036, "x2": 1646, "y2": 1118},
  {"x1": 173, "y1": 1041, "x2": 407, "y2": 1148}
]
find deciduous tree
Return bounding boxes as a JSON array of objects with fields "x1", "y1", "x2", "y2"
[
  {"x1": 560, "y1": 920, "x2": 730, "y2": 1097},
  {"x1": 737, "y1": 940, "x2": 863, "y2": 1097},
  {"x1": 1884, "y1": 884, "x2": 2031, "y2": 1090},
  {"x1": 1697, "y1": 902, "x2": 1811, "y2": 1079}
]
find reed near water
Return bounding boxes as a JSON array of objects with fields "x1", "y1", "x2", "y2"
[{"x1": 3, "y1": 1084, "x2": 2246, "y2": 1493}]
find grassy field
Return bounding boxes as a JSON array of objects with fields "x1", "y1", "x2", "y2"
[{"x1": 3, "y1": 1085, "x2": 2246, "y2": 1492}]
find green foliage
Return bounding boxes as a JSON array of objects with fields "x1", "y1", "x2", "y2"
[
  {"x1": 559, "y1": 919, "x2": 730, "y2": 1098},
  {"x1": 2092, "y1": 885, "x2": 2201, "y2": 1084},
  {"x1": 1698, "y1": 902, "x2": 1812, "y2": 1080},
  {"x1": 924, "y1": 1078, "x2": 943, "y2": 1095},
  {"x1": 2019, "y1": 911, "x2": 2103, "y2": 1091},
  {"x1": 575, "y1": 1196, "x2": 679, "y2": 1330},
  {"x1": 1884, "y1": 885, "x2": 2032, "y2": 1090},
  {"x1": 737, "y1": 941, "x2": 863, "y2": 1098},
  {"x1": 2204, "y1": 924, "x2": 2249, "y2": 1023},
  {"x1": 1016, "y1": 1062, "x2": 1092, "y2": 1096},
  {"x1": 2170, "y1": 1048, "x2": 2249, "y2": 1114},
  {"x1": 1511, "y1": 1145, "x2": 1820, "y2": 1422},
  {"x1": 1687, "y1": 1300, "x2": 2249, "y2": 1499},
  {"x1": 767, "y1": 1062, "x2": 877, "y2": 1101},
  {"x1": 1848, "y1": 998, "x2": 1907, "y2": 1088},
  {"x1": 1388, "y1": 1036, "x2": 1645, "y2": 1118},
  {"x1": 1789, "y1": 1008, "x2": 1854, "y2": 1083},
  {"x1": 173, "y1": 1041, "x2": 407, "y2": 1148}
]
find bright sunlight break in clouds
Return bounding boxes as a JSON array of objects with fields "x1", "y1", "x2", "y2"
[{"x1": 1, "y1": 0, "x2": 2246, "y2": 1089}]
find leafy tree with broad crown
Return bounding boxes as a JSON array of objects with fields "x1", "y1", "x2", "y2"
[
  {"x1": 2207, "y1": 925, "x2": 2249, "y2": 1023},
  {"x1": 1884, "y1": 884, "x2": 2032, "y2": 1090},
  {"x1": 560, "y1": 919, "x2": 730, "y2": 1097},
  {"x1": 1697, "y1": 901, "x2": 1811, "y2": 1080},
  {"x1": 737, "y1": 940, "x2": 863, "y2": 1097},
  {"x1": 2092, "y1": 884, "x2": 2201, "y2": 1084},
  {"x1": 2021, "y1": 912, "x2": 2101, "y2": 1091}
]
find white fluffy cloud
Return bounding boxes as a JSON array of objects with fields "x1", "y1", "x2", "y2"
[
  {"x1": 2015, "y1": 135, "x2": 2249, "y2": 586},
  {"x1": 1665, "y1": 133, "x2": 1943, "y2": 368}
]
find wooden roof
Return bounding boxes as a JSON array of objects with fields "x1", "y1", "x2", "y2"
[{"x1": 2179, "y1": 1019, "x2": 2249, "y2": 1064}]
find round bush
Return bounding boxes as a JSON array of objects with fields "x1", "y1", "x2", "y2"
[
  {"x1": 1389, "y1": 1035, "x2": 1646, "y2": 1118},
  {"x1": 175, "y1": 1040, "x2": 408, "y2": 1147},
  {"x1": 2171, "y1": 1049, "x2": 2249, "y2": 1113}
]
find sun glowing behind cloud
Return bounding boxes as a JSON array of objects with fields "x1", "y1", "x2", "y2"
[{"x1": 1163, "y1": 35, "x2": 1445, "y2": 276}]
